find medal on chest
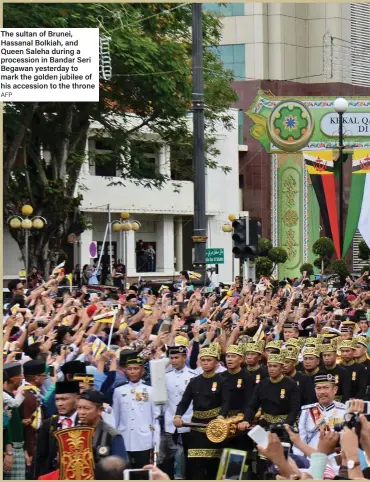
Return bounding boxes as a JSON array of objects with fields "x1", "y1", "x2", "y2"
[
  {"x1": 352, "y1": 371, "x2": 356, "y2": 381},
  {"x1": 212, "y1": 382, "x2": 217, "y2": 392},
  {"x1": 256, "y1": 374, "x2": 261, "y2": 384},
  {"x1": 280, "y1": 389, "x2": 285, "y2": 399},
  {"x1": 237, "y1": 378, "x2": 242, "y2": 389}
]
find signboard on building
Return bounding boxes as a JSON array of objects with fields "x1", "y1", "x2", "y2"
[
  {"x1": 247, "y1": 91, "x2": 370, "y2": 152},
  {"x1": 206, "y1": 248, "x2": 224, "y2": 264}
]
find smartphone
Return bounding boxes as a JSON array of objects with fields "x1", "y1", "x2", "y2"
[
  {"x1": 123, "y1": 469, "x2": 152, "y2": 480},
  {"x1": 345, "y1": 400, "x2": 370, "y2": 414},
  {"x1": 49, "y1": 366, "x2": 55, "y2": 377},
  {"x1": 216, "y1": 449, "x2": 247, "y2": 481},
  {"x1": 282, "y1": 442, "x2": 291, "y2": 460},
  {"x1": 248, "y1": 425, "x2": 268, "y2": 449},
  {"x1": 15, "y1": 353, "x2": 22, "y2": 361},
  {"x1": 215, "y1": 328, "x2": 222, "y2": 337}
]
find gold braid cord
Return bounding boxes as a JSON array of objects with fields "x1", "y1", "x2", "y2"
[
  {"x1": 53, "y1": 427, "x2": 95, "y2": 480},
  {"x1": 206, "y1": 414, "x2": 244, "y2": 443},
  {"x1": 188, "y1": 449, "x2": 222, "y2": 458}
]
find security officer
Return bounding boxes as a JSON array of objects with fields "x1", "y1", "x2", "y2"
[
  {"x1": 174, "y1": 343, "x2": 230, "y2": 480},
  {"x1": 112, "y1": 354, "x2": 160, "y2": 469},
  {"x1": 158, "y1": 345, "x2": 197, "y2": 479},
  {"x1": 244, "y1": 341, "x2": 268, "y2": 386},
  {"x1": 321, "y1": 342, "x2": 350, "y2": 403},
  {"x1": 293, "y1": 373, "x2": 346, "y2": 456},
  {"x1": 34, "y1": 381, "x2": 80, "y2": 478},
  {"x1": 338, "y1": 339, "x2": 367, "y2": 399},
  {"x1": 238, "y1": 353, "x2": 300, "y2": 430},
  {"x1": 78, "y1": 389, "x2": 128, "y2": 463}
]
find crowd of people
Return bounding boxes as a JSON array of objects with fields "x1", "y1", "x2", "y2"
[{"x1": 2, "y1": 266, "x2": 370, "y2": 480}]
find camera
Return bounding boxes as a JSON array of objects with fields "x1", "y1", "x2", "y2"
[
  {"x1": 269, "y1": 423, "x2": 292, "y2": 444},
  {"x1": 334, "y1": 412, "x2": 362, "y2": 438}
]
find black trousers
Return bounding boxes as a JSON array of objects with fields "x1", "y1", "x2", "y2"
[
  {"x1": 127, "y1": 449, "x2": 152, "y2": 469},
  {"x1": 158, "y1": 431, "x2": 190, "y2": 480}
]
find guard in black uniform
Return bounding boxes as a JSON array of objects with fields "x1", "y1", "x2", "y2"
[
  {"x1": 300, "y1": 346, "x2": 321, "y2": 403},
  {"x1": 244, "y1": 341, "x2": 268, "y2": 387},
  {"x1": 339, "y1": 340, "x2": 367, "y2": 399},
  {"x1": 281, "y1": 348, "x2": 312, "y2": 406},
  {"x1": 321, "y1": 342, "x2": 350, "y2": 403},
  {"x1": 34, "y1": 381, "x2": 80, "y2": 478},
  {"x1": 174, "y1": 343, "x2": 230, "y2": 480},
  {"x1": 221, "y1": 344, "x2": 255, "y2": 452},
  {"x1": 354, "y1": 336, "x2": 370, "y2": 394},
  {"x1": 239, "y1": 353, "x2": 300, "y2": 430}
]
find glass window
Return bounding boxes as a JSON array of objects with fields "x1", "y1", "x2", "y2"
[
  {"x1": 209, "y1": 44, "x2": 246, "y2": 80},
  {"x1": 238, "y1": 110, "x2": 244, "y2": 145},
  {"x1": 203, "y1": 3, "x2": 244, "y2": 16}
]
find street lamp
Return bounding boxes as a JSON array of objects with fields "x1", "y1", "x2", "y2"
[
  {"x1": 334, "y1": 97, "x2": 348, "y2": 257},
  {"x1": 8, "y1": 205, "x2": 47, "y2": 288},
  {"x1": 221, "y1": 214, "x2": 238, "y2": 280},
  {"x1": 114, "y1": 212, "x2": 141, "y2": 278}
]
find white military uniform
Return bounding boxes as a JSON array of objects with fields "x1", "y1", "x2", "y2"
[
  {"x1": 164, "y1": 366, "x2": 197, "y2": 434},
  {"x1": 113, "y1": 380, "x2": 161, "y2": 452},
  {"x1": 293, "y1": 401, "x2": 346, "y2": 456}
]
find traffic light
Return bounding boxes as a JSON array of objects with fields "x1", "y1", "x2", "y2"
[
  {"x1": 232, "y1": 218, "x2": 247, "y2": 258},
  {"x1": 245, "y1": 220, "x2": 262, "y2": 258}
]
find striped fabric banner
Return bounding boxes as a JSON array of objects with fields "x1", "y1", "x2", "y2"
[{"x1": 303, "y1": 151, "x2": 340, "y2": 258}]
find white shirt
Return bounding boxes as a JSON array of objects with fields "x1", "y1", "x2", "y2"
[
  {"x1": 58, "y1": 411, "x2": 78, "y2": 428},
  {"x1": 164, "y1": 367, "x2": 197, "y2": 434},
  {"x1": 294, "y1": 401, "x2": 346, "y2": 463},
  {"x1": 113, "y1": 380, "x2": 161, "y2": 452}
]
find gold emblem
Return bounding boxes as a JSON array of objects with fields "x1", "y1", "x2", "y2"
[
  {"x1": 212, "y1": 382, "x2": 217, "y2": 392},
  {"x1": 335, "y1": 375, "x2": 339, "y2": 384},
  {"x1": 352, "y1": 371, "x2": 356, "y2": 381},
  {"x1": 237, "y1": 378, "x2": 242, "y2": 388},
  {"x1": 280, "y1": 389, "x2": 285, "y2": 399},
  {"x1": 256, "y1": 374, "x2": 261, "y2": 384}
]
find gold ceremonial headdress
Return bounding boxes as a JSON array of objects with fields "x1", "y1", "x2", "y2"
[
  {"x1": 265, "y1": 341, "x2": 283, "y2": 352},
  {"x1": 282, "y1": 347, "x2": 299, "y2": 362},
  {"x1": 305, "y1": 337, "x2": 321, "y2": 347},
  {"x1": 53, "y1": 427, "x2": 95, "y2": 480},
  {"x1": 320, "y1": 343, "x2": 337, "y2": 353},
  {"x1": 285, "y1": 338, "x2": 301, "y2": 348},
  {"x1": 267, "y1": 353, "x2": 285, "y2": 364},
  {"x1": 339, "y1": 339, "x2": 356, "y2": 350},
  {"x1": 303, "y1": 346, "x2": 321, "y2": 358},
  {"x1": 199, "y1": 342, "x2": 221, "y2": 360},
  {"x1": 244, "y1": 340, "x2": 265, "y2": 355},
  {"x1": 355, "y1": 336, "x2": 370, "y2": 349},
  {"x1": 226, "y1": 345, "x2": 245, "y2": 357}
]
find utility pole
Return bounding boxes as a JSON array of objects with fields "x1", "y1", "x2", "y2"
[{"x1": 191, "y1": 3, "x2": 207, "y2": 275}]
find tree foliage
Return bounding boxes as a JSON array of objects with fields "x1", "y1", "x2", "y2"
[
  {"x1": 258, "y1": 238, "x2": 273, "y2": 257},
  {"x1": 358, "y1": 240, "x2": 370, "y2": 261},
  {"x1": 300, "y1": 263, "x2": 314, "y2": 276},
  {"x1": 331, "y1": 259, "x2": 350, "y2": 281},
  {"x1": 255, "y1": 257, "x2": 273, "y2": 278},
  {"x1": 312, "y1": 237, "x2": 335, "y2": 259},
  {"x1": 3, "y1": 3, "x2": 238, "y2": 274}
]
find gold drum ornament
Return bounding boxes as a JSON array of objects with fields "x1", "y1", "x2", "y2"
[{"x1": 206, "y1": 414, "x2": 244, "y2": 444}]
